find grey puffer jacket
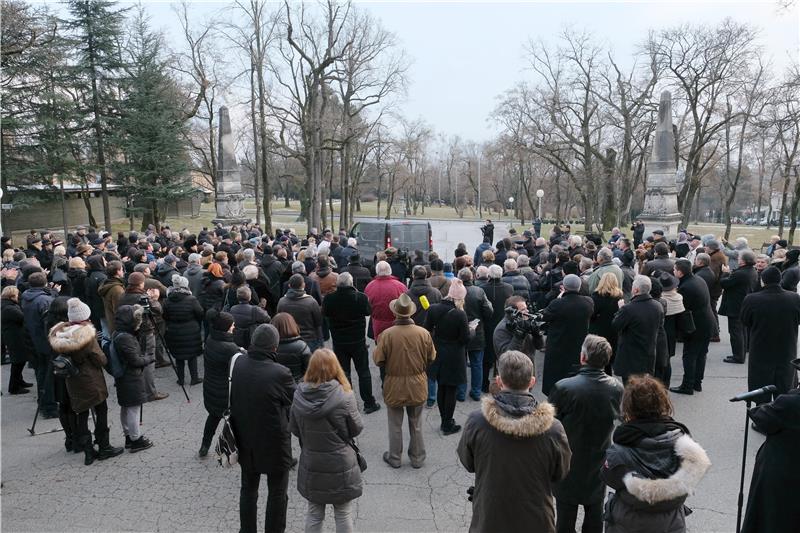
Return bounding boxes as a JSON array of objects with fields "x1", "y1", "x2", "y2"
[{"x1": 289, "y1": 380, "x2": 364, "y2": 505}]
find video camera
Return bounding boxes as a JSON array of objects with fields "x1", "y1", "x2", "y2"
[
  {"x1": 505, "y1": 305, "x2": 544, "y2": 337},
  {"x1": 139, "y1": 294, "x2": 152, "y2": 313}
]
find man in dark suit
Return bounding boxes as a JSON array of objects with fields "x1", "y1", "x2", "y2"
[
  {"x1": 230, "y1": 324, "x2": 296, "y2": 533},
  {"x1": 719, "y1": 250, "x2": 760, "y2": 364},
  {"x1": 670, "y1": 259, "x2": 715, "y2": 395},
  {"x1": 741, "y1": 266, "x2": 800, "y2": 405},
  {"x1": 481, "y1": 265, "x2": 514, "y2": 392}
]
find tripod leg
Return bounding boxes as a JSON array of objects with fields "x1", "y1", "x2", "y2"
[
  {"x1": 151, "y1": 315, "x2": 190, "y2": 403},
  {"x1": 140, "y1": 405, "x2": 143, "y2": 426},
  {"x1": 28, "y1": 403, "x2": 40, "y2": 435},
  {"x1": 736, "y1": 400, "x2": 751, "y2": 533}
]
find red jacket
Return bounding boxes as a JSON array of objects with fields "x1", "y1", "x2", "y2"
[{"x1": 365, "y1": 275, "x2": 408, "y2": 340}]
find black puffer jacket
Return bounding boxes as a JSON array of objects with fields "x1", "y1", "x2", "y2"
[
  {"x1": 113, "y1": 305, "x2": 153, "y2": 407},
  {"x1": 502, "y1": 270, "x2": 531, "y2": 301},
  {"x1": 203, "y1": 328, "x2": 241, "y2": 417},
  {"x1": 425, "y1": 299, "x2": 469, "y2": 386},
  {"x1": 66, "y1": 268, "x2": 88, "y2": 303},
  {"x1": 1, "y1": 297, "x2": 33, "y2": 364},
  {"x1": 199, "y1": 275, "x2": 225, "y2": 311},
  {"x1": 276, "y1": 336, "x2": 312, "y2": 383},
  {"x1": 230, "y1": 302, "x2": 270, "y2": 349},
  {"x1": 163, "y1": 288, "x2": 204, "y2": 360},
  {"x1": 406, "y1": 279, "x2": 442, "y2": 326}
]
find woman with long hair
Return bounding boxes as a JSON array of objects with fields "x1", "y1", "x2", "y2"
[
  {"x1": 601, "y1": 375, "x2": 710, "y2": 533},
  {"x1": 272, "y1": 312, "x2": 312, "y2": 383},
  {"x1": 290, "y1": 349, "x2": 364, "y2": 533},
  {"x1": 589, "y1": 272, "x2": 623, "y2": 374},
  {"x1": 424, "y1": 278, "x2": 469, "y2": 435}
]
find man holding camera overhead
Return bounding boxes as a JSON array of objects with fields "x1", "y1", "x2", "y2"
[{"x1": 493, "y1": 295, "x2": 544, "y2": 369}]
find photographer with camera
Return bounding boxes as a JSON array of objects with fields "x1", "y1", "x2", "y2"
[
  {"x1": 118, "y1": 272, "x2": 168, "y2": 401},
  {"x1": 493, "y1": 295, "x2": 544, "y2": 366}
]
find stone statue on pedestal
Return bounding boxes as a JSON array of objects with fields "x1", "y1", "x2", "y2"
[
  {"x1": 212, "y1": 106, "x2": 250, "y2": 226},
  {"x1": 639, "y1": 91, "x2": 682, "y2": 238}
]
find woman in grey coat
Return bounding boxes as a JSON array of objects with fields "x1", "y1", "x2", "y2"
[{"x1": 289, "y1": 348, "x2": 364, "y2": 533}]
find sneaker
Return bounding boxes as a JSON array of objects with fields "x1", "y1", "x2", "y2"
[
  {"x1": 425, "y1": 399, "x2": 435, "y2": 409},
  {"x1": 198, "y1": 444, "x2": 209, "y2": 458},
  {"x1": 129, "y1": 436, "x2": 153, "y2": 453},
  {"x1": 151, "y1": 391, "x2": 169, "y2": 401},
  {"x1": 190, "y1": 377, "x2": 204, "y2": 386},
  {"x1": 364, "y1": 403, "x2": 381, "y2": 414}
]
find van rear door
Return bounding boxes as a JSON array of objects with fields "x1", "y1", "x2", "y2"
[{"x1": 389, "y1": 222, "x2": 431, "y2": 254}]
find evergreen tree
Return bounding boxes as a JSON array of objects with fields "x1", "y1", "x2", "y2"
[
  {"x1": 66, "y1": 0, "x2": 126, "y2": 231},
  {"x1": 115, "y1": 9, "x2": 192, "y2": 231}
]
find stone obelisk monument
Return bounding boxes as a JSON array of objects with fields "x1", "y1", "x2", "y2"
[
  {"x1": 212, "y1": 106, "x2": 250, "y2": 226},
  {"x1": 640, "y1": 91, "x2": 682, "y2": 237}
]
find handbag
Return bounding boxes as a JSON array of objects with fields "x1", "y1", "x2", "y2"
[
  {"x1": 215, "y1": 352, "x2": 243, "y2": 468},
  {"x1": 327, "y1": 413, "x2": 367, "y2": 472}
]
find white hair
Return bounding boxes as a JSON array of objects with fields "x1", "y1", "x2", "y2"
[
  {"x1": 597, "y1": 247, "x2": 613, "y2": 263},
  {"x1": 476, "y1": 265, "x2": 489, "y2": 279},
  {"x1": 735, "y1": 237, "x2": 748, "y2": 247},
  {"x1": 375, "y1": 260, "x2": 392, "y2": 277},
  {"x1": 632, "y1": 274, "x2": 651, "y2": 295},
  {"x1": 488, "y1": 264, "x2": 503, "y2": 279},
  {"x1": 243, "y1": 264, "x2": 259, "y2": 280},
  {"x1": 503, "y1": 258, "x2": 518, "y2": 272},
  {"x1": 517, "y1": 254, "x2": 530, "y2": 267},
  {"x1": 242, "y1": 248, "x2": 255, "y2": 260},
  {"x1": 337, "y1": 272, "x2": 354, "y2": 288},
  {"x1": 347, "y1": 237, "x2": 357, "y2": 247},
  {"x1": 569, "y1": 235, "x2": 583, "y2": 247}
]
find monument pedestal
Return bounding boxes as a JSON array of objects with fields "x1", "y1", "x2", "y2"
[
  {"x1": 641, "y1": 214, "x2": 682, "y2": 239},
  {"x1": 213, "y1": 106, "x2": 250, "y2": 227}
]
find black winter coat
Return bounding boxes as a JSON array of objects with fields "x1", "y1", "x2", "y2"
[
  {"x1": 322, "y1": 286, "x2": 371, "y2": 346},
  {"x1": 742, "y1": 390, "x2": 800, "y2": 533},
  {"x1": 198, "y1": 275, "x2": 225, "y2": 312},
  {"x1": 1, "y1": 298, "x2": 33, "y2": 363},
  {"x1": 230, "y1": 302, "x2": 270, "y2": 349},
  {"x1": 339, "y1": 264, "x2": 372, "y2": 293},
  {"x1": 549, "y1": 366, "x2": 623, "y2": 504},
  {"x1": 203, "y1": 329, "x2": 241, "y2": 417},
  {"x1": 406, "y1": 279, "x2": 442, "y2": 326},
  {"x1": 611, "y1": 293, "x2": 664, "y2": 381},
  {"x1": 463, "y1": 281, "x2": 493, "y2": 351},
  {"x1": 589, "y1": 292, "x2": 621, "y2": 352},
  {"x1": 20, "y1": 286, "x2": 55, "y2": 355},
  {"x1": 277, "y1": 289, "x2": 322, "y2": 346},
  {"x1": 276, "y1": 336, "x2": 311, "y2": 383},
  {"x1": 66, "y1": 268, "x2": 88, "y2": 303},
  {"x1": 424, "y1": 300, "x2": 469, "y2": 386},
  {"x1": 163, "y1": 289, "x2": 204, "y2": 360},
  {"x1": 502, "y1": 271, "x2": 531, "y2": 301},
  {"x1": 780, "y1": 263, "x2": 800, "y2": 292},
  {"x1": 230, "y1": 348, "x2": 296, "y2": 474},
  {"x1": 85, "y1": 264, "x2": 107, "y2": 321},
  {"x1": 155, "y1": 264, "x2": 179, "y2": 287},
  {"x1": 678, "y1": 274, "x2": 715, "y2": 344},
  {"x1": 482, "y1": 279, "x2": 514, "y2": 365},
  {"x1": 641, "y1": 255, "x2": 674, "y2": 277},
  {"x1": 718, "y1": 265, "x2": 759, "y2": 317},
  {"x1": 541, "y1": 292, "x2": 594, "y2": 395},
  {"x1": 113, "y1": 305, "x2": 153, "y2": 407}
]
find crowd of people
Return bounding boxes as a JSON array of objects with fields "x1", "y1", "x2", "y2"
[{"x1": 1, "y1": 218, "x2": 797, "y2": 533}]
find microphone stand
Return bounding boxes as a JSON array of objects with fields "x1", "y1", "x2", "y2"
[{"x1": 735, "y1": 399, "x2": 751, "y2": 533}]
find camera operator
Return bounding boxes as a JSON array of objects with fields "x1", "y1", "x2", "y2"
[
  {"x1": 493, "y1": 295, "x2": 544, "y2": 364},
  {"x1": 480, "y1": 219, "x2": 494, "y2": 244},
  {"x1": 118, "y1": 272, "x2": 169, "y2": 401},
  {"x1": 385, "y1": 247, "x2": 409, "y2": 286}
]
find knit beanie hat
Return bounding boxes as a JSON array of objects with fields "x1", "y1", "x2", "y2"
[
  {"x1": 67, "y1": 297, "x2": 92, "y2": 323},
  {"x1": 207, "y1": 309, "x2": 235, "y2": 332},
  {"x1": 128, "y1": 272, "x2": 146, "y2": 286},
  {"x1": 251, "y1": 324, "x2": 280, "y2": 350},
  {"x1": 563, "y1": 274, "x2": 582, "y2": 292},
  {"x1": 761, "y1": 266, "x2": 781, "y2": 285},
  {"x1": 447, "y1": 278, "x2": 467, "y2": 300},
  {"x1": 172, "y1": 275, "x2": 189, "y2": 289}
]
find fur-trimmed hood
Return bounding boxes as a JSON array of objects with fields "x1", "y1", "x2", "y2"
[
  {"x1": 481, "y1": 392, "x2": 556, "y2": 437},
  {"x1": 623, "y1": 434, "x2": 711, "y2": 504},
  {"x1": 48, "y1": 321, "x2": 97, "y2": 353}
]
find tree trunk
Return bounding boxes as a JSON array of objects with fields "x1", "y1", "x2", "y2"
[
  {"x1": 249, "y1": 52, "x2": 261, "y2": 227},
  {"x1": 88, "y1": 38, "x2": 112, "y2": 231}
]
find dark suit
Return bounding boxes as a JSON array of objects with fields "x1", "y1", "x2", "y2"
[
  {"x1": 481, "y1": 278, "x2": 514, "y2": 391},
  {"x1": 719, "y1": 265, "x2": 759, "y2": 362},
  {"x1": 741, "y1": 285, "x2": 800, "y2": 404}
]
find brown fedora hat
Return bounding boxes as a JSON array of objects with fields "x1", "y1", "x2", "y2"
[{"x1": 389, "y1": 293, "x2": 416, "y2": 318}]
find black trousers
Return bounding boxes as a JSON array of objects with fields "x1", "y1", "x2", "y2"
[
  {"x1": 8, "y1": 362, "x2": 27, "y2": 392},
  {"x1": 437, "y1": 384, "x2": 458, "y2": 428},
  {"x1": 239, "y1": 467, "x2": 289, "y2": 533},
  {"x1": 748, "y1": 359, "x2": 794, "y2": 405},
  {"x1": 333, "y1": 342, "x2": 375, "y2": 406},
  {"x1": 175, "y1": 357, "x2": 199, "y2": 384},
  {"x1": 56, "y1": 376, "x2": 77, "y2": 444},
  {"x1": 202, "y1": 413, "x2": 222, "y2": 447},
  {"x1": 681, "y1": 336, "x2": 709, "y2": 389},
  {"x1": 728, "y1": 316, "x2": 746, "y2": 362},
  {"x1": 76, "y1": 400, "x2": 109, "y2": 446},
  {"x1": 556, "y1": 500, "x2": 603, "y2": 533}
]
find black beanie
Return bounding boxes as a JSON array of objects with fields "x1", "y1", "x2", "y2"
[
  {"x1": 761, "y1": 266, "x2": 781, "y2": 285},
  {"x1": 207, "y1": 309, "x2": 235, "y2": 331}
]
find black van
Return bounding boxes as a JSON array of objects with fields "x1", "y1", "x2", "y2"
[{"x1": 349, "y1": 220, "x2": 432, "y2": 265}]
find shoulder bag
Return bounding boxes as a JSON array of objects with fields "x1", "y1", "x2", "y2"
[
  {"x1": 326, "y1": 412, "x2": 367, "y2": 472},
  {"x1": 216, "y1": 352, "x2": 243, "y2": 468}
]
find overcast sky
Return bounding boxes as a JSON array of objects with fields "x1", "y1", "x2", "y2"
[{"x1": 108, "y1": 1, "x2": 800, "y2": 141}]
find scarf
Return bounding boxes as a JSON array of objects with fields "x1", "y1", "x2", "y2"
[{"x1": 661, "y1": 289, "x2": 685, "y2": 316}]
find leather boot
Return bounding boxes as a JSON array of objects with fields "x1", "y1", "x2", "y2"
[
  {"x1": 95, "y1": 431, "x2": 124, "y2": 461},
  {"x1": 80, "y1": 436, "x2": 97, "y2": 466}
]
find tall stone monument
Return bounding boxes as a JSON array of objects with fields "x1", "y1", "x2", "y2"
[
  {"x1": 212, "y1": 106, "x2": 250, "y2": 226},
  {"x1": 640, "y1": 91, "x2": 682, "y2": 238}
]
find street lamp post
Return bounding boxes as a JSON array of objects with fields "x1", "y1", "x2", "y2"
[{"x1": 536, "y1": 188, "x2": 544, "y2": 219}]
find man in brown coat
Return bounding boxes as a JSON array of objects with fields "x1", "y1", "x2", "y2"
[
  {"x1": 373, "y1": 293, "x2": 436, "y2": 469},
  {"x1": 97, "y1": 261, "x2": 125, "y2": 334}
]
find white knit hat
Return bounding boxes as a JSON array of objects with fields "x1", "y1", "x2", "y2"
[
  {"x1": 172, "y1": 275, "x2": 189, "y2": 289},
  {"x1": 67, "y1": 297, "x2": 91, "y2": 323}
]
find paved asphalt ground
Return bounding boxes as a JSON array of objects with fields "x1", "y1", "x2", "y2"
[{"x1": 1, "y1": 220, "x2": 773, "y2": 532}]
